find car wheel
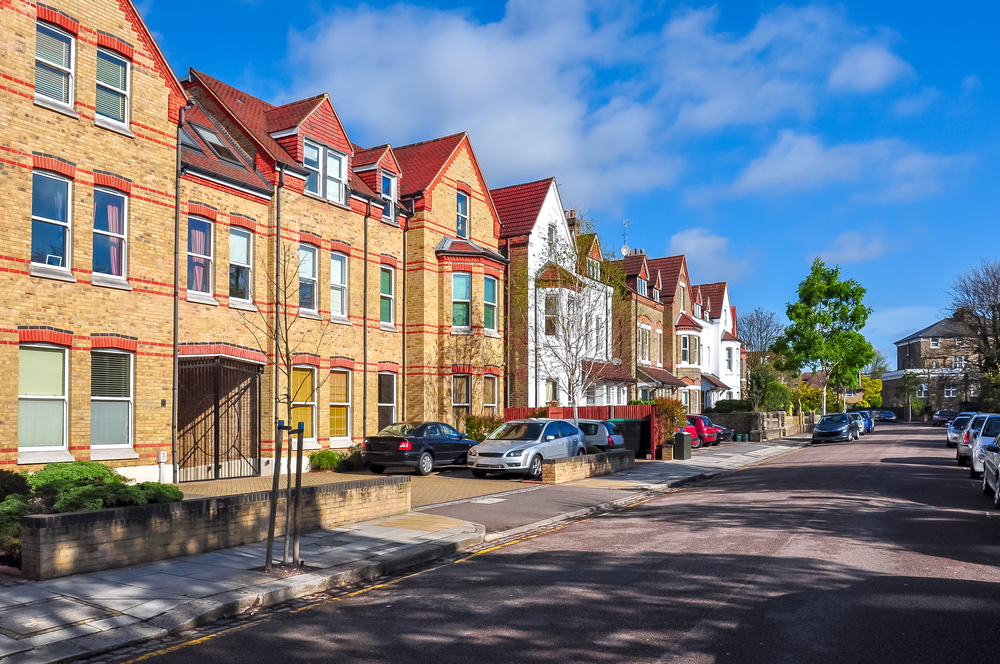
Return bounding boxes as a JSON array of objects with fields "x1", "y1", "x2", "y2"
[
  {"x1": 527, "y1": 455, "x2": 543, "y2": 479},
  {"x1": 471, "y1": 470, "x2": 489, "y2": 478},
  {"x1": 416, "y1": 452, "x2": 434, "y2": 477},
  {"x1": 576, "y1": 447, "x2": 586, "y2": 456},
  {"x1": 369, "y1": 464, "x2": 385, "y2": 474},
  {"x1": 971, "y1": 465, "x2": 981, "y2": 479},
  {"x1": 958, "y1": 452, "x2": 967, "y2": 467},
  {"x1": 984, "y1": 472, "x2": 992, "y2": 495},
  {"x1": 993, "y1": 477, "x2": 1000, "y2": 509}
]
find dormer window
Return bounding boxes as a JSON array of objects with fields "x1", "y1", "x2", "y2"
[
  {"x1": 694, "y1": 304, "x2": 702, "y2": 318},
  {"x1": 192, "y1": 125, "x2": 240, "y2": 165},
  {"x1": 652, "y1": 288, "x2": 659, "y2": 301},
  {"x1": 179, "y1": 128, "x2": 202, "y2": 153},
  {"x1": 381, "y1": 172, "x2": 396, "y2": 221},
  {"x1": 303, "y1": 140, "x2": 346, "y2": 205},
  {"x1": 636, "y1": 279, "x2": 648, "y2": 297},
  {"x1": 587, "y1": 258, "x2": 600, "y2": 280}
]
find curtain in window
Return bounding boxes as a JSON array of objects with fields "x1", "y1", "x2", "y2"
[
  {"x1": 188, "y1": 221, "x2": 209, "y2": 292},
  {"x1": 106, "y1": 201, "x2": 122, "y2": 275}
]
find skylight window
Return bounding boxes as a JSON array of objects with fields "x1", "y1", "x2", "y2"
[
  {"x1": 179, "y1": 128, "x2": 202, "y2": 152},
  {"x1": 192, "y1": 125, "x2": 241, "y2": 164}
]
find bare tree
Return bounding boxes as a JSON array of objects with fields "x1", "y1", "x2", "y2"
[
  {"x1": 739, "y1": 308, "x2": 783, "y2": 374},
  {"x1": 950, "y1": 258, "x2": 1000, "y2": 409},
  {"x1": 863, "y1": 350, "x2": 890, "y2": 379}
]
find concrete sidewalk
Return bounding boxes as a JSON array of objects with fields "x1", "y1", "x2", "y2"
[{"x1": 0, "y1": 513, "x2": 483, "y2": 664}]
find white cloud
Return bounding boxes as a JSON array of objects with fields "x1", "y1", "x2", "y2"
[
  {"x1": 828, "y1": 45, "x2": 914, "y2": 92},
  {"x1": 817, "y1": 231, "x2": 887, "y2": 265},
  {"x1": 892, "y1": 87, "x2": 940, "y2": 116},
  {"x1": 961, "y1": 75, "x2": 982, "y2": 93},
  {"x1": 688, "y1": 130, "x2": 963, "y2": 203},
  {"x1": 667, "y1": 228, "x2": 754, "y2": 283},
  {"x1": 284, "y1": 1, "x2": 921, "y2": 208},
  {"x1": 862, "y1": 305, "x2": 941, "y2": 365}
]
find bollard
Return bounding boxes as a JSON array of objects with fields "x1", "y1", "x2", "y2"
[{"x1": 673, "y1": 431, "x2": 692, "y2": 460}]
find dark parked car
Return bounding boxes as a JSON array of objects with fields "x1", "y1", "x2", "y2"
[
  {"x1": 878, "y1": 410, "x2": 897, "y2": 422},
  {"x1": 933, "y1": 410, "x2": 959, "y2": 426},
  {"x1": 362, "y1": 421, "x2": 473, "y2": 476},
  {"x1": 812, "y1": 413, "x2": 858, "y2": 443}
]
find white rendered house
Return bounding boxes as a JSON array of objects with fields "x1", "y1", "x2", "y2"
[{"x1": 693, "y1": 283, "x2": 742, "y2": 407}]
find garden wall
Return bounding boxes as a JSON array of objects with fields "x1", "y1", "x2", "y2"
[
  {"x1": 20, "y1": 476, "x2": 410, "y2": 581},
  {"x1": 707, "y1": 411, "x2": 816, "y2": 441},
  {"x1": 541, "y1": 450, "x2": 635, "y2": 484}
]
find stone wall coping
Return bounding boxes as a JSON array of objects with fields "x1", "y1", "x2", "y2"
[
  {"x1": 21, "y1": 475, "x2": 410, "y2": 529},
  {"x1": 543, "y1": 450, "x2": 634, "y2": 466}
]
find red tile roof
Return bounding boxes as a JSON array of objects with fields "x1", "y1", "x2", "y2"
[
  {"x1": 702, "y1": 373, "x2": 730, "y2": 390},
  {"x1": 393, "y1": 133, "x2": 467, "y2": 197},
  {"x1": 264, "y1": 96, "x2": 325, "y2": 133},
  {"x1": 647, "y1": 256, "x2": 685, "y2": 297},
  {"x1": 676, "y1": 312, "x2": 703, "y2": 331},
  {"x1": 181, "y1": 103, "x2": 271, "y2": 195},
  {"x1": 722, "y1": 330, "x2": 740, "y2": 342},
  {"x1": 639, "y1": 366, "x2": 686, "y2": 388},
  {"x1": 354, "y1": 145, "x2": 389, "y2": 167},
  {"x1": 696, "y1": 282, "x2": 727, "y2": 319},
  {"x1": 583, "y1": 361, "x2": 635, "y2": 383},
  {"x1": 490, "y1": 178, "x2": 554, "y2": 239}
]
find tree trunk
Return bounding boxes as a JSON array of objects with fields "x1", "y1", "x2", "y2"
[{"x1": 821, "y1": 384, "x2": 828, "y2": 415}]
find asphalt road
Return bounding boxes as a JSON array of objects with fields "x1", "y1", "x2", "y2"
[{"x1": 133, "y1": 423, "x2": 1000, "y2": 664}]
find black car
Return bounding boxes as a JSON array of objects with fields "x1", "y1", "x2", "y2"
[
  {"x1": 933, "y1": 410, "x2": 959, "y2": 426},
  {"x1": 812, "y1": 413, "x2": 858, "y2": 443},
  {"x1": 362, "y1": 422, "x2": 473, "y2": 476}
]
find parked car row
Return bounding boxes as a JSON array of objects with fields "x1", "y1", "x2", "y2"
[
  {"x1": 683, "y1": 415, "x2": 732, "y2": 449},
  {"x1": 966, "y1": 415, "x2": 1000, "y2": 506},
  {"x1": 948, "y1": 411, "x2": 1000, "y2": 482},
  {"x1": 933, "y1": 409, "x2": 960, "y2": 426},
  {"x1": 811, "y1": 409, "x2": 892, "y2": 444}
]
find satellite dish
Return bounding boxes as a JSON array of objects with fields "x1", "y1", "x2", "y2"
[{"x1": 620, "y1": 245, "x2": 631, "y2": 256}]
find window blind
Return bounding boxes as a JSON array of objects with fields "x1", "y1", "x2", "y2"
[
  {"x1": 35, "y1": 63, "x2": 69, "y2": 102},
  {"x1": 36, "y1": 25, "x2": 71, "y2": 67},
  {"x1": 19, "y1": 347, "x2": 64, "y2": 396},
  {"x1": 91, "y1": 401, "x2": 129, "y2": 446},
  {"x1": 96, "y1": 51, "x2": 126, "y2": 89},
  {"x1": 91, "y1": 352, "x2": 129, "y2": 398}
]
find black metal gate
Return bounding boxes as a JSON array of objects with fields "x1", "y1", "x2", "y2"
[{"x1": 178, "y1": 357, "x2": 262, "y2": 482}]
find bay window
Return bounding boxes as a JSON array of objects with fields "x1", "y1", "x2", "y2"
[
  {"x1": 452, "y1": 272, "x2": 471, "y2": 329},
  {"x1": 378, "y1": 373, "x2": 396, "y2": 430},
  {"x1": 291, "y1": 367, "x2": 316, "y2": 440},
  {"x1": 452, "y1": 374, "x2": 471, "y2": 416},
  {"x1": 681, "y1": 336, "x2": 690, "y2": 363},
  {"x1": 329, "y1": 370, "x2": 351, "y2": 440},
  {"x1": 484, "y1": 276, "x2": 497, "y2": 332},
  {"x1": 484, "y1": 375, "x2": 497, "y2": 415}
]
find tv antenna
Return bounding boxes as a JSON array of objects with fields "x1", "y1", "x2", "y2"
[{"x1": 620, "y1": 219, "x2": 632, "y2": 256}]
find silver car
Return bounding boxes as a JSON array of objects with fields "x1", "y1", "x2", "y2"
[
  {"x1": 957, "y1": 413, "x2": 988, "y2": 467},
  {"x1": 970, "y1": 415, "x2": 1000, "y2": 480},
  {"x1": 946, "y1": 414, "x2": 975, "y2": 448},
  {"x1": 467, "y1": 419, "x2": 586, "y2": 478},
  {"x1": 576, "y1": 420, "x2": 625, "y2": 452}
]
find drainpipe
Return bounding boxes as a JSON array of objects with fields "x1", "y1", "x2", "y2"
[
  {"x1": 401, "y1": 217, "x2": 407, "y2": 420},
  {"x1": 362, "y1": 200, "x2": 371, "y2": 439},
  {"x1": 171, "y1": 101, "x2": 193, "y2": 484},
  {"x1": 274, "y1": 165, "x2": 284, "y2": 470}
]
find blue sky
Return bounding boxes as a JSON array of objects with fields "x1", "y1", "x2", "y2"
[{"x1": 142, "y1": 0, "x2": 1000, "y2": 365}]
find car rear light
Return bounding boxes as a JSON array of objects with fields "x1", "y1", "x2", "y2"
[
  {"x1": 362, "y1": 440, "x2": 369, "y2": 450},
  {"x1": 964, "y1": 432, "x2": 970, "y2": 443},
  {"x1": 607, "y1": 435, "x2": 614, "y2": 446},
  {"x1": 398, "y1": 441, "x2": 412, "y2": 451}
]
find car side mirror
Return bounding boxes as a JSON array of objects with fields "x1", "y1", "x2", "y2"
[{"x1": 546, "y1": 435, "x2": 556, "y2": 441}]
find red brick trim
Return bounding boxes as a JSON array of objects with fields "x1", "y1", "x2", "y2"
[
  {"x1": 377, "y1": 361, "x2": 399, "y2": 373},
  {"x1": 229, "y1": 214, "x2": 257, "y2": 231},
  {"x1": 37, "y1": 5, "x2": 79, "y2": 35},
  {"x1": 452, "y1": 364, "x2": 475, "y2": 374},
  {"x1": 329, "y1": 240, "x2": 352, "y2": 255},
  {"x1": 96, "y1": 32, "x2": 134, "y2": 59},
  {"x1": 483, "y1": 267, "x2": 503, "y2": 280},
  {"x1": 299, "y1": 231, "x2": 323, "y2": 248},
  {"x1": 292, "y1": 354, "x2": 321, "y2": 367},
  {"x1": 179, "y1": 343, "x2": 266, "y2": 364},
  {"x1": 379, "y1": 254, "x2": 398, "y2": 268},
  {"x1": 32, "y1": 154, "x2": 76, "y2": 179},
  {"x1": 455, "y1": 181, "x2": 472, "y2": 195},
  {"x1": 93, "y1": 171, "x2": 132, "y2": 194},
  {"x1": 637, "y1": 316, "x2": 652, "y2": 326},
  {"x1": 19, "y1": 326, "x2": 73, "y2": 347},
  {"x1": 329, "y1": 357, "x2": 355, "y2": 370},
  {"x1": 187, "y1": 202, "x2": 217, "y2": 220},
  {"x1": 91, "y1": 334, "x2": 138, "y2": 352}
]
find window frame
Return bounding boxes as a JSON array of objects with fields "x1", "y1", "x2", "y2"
[
  {"x1": 35, "y1": 21, "x2": 75, "y2": 107},
  {"x1": 944, "y1": 387, "x2": 958, "y2": 399},
  {"x1": 377, "y1": 372, "x2": 396, "y2": 429},
  {"x1": 452, "y1": 271, "x2": 472, "y2": 331},
  {"x1": 483, "y1": 375, "x2": 498, "y2": 415},
  {"x1": 929, "y1": 337, "x2": 940, "y2": 349},
  {"x1": 381, "y1": 172, "x2": 396, "y2": 221},
  {"x1": 303, "y1": 140, "x2": 347, "y2": 205},
  {"x1": 544, "y1": 292, "x2": 559, "y2": 336},
  {"x1": 92, "y1": 186, "x2": 128, "y2": 279},
  {"x1": 90, "y1": 350, "x2": 133, "y2": 449},
  {"x1": 18, "y1": 344, "x2": 69, "y2": 451},
  {"x1": 587, "y1": 258, "x2": 600, "y2": 280},
  {"x1": 681, "y1": 335, "x2": 690, "y2": 364},
  {"x1": 191, "y1": 124, "x2": 242, "y2": 165},
  {"x1": 298, "y1": 244, "x2": 318, "y2": 313},
  {"x1": 329, "y1": 369, "x2": 351, "y2": 441},
  {"x1": 31, "y1": 171, "x2": 72, "y2": 270},
  {"x1": 291, "y1": 366, "x2": 317, "y2": 442},
  {"x1": 379, "y1": 265, "x2": 395, "y2": 325},
  {"x1": 545, "y1": 379, "x2": 558, "y2": 404},
  {"x1": 95, "y1": 47, "x2": 130, "y2": 126},
  {"x1": 636, "y1": 279, "x2": 648, "y2": 297},
  {"x1": 456, "y1": 191, "x2": 470, "y2": 239},
  {"x1": 452, "y1": 374, "x2": 472, "y2": 415},
  {"x1": 186, "y1": 216, "x2": 214, "y2": 294},
  {"x1": 228, "y1": 227, "x2": 253, "y2": 302},
  {"x1": 726, "y1": 347, "x2": 733, "y2": 371},
  {"x1": 330, "y1": 251, "x2": 349, "y2": 319},
  {"x1": 484, "y1": 276, "x2": 498, "y2": 332}
]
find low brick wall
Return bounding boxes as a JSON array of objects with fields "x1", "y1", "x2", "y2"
[
  {"x1": 541, "y1": 450, "x2": 635, "y2": 485},
  {"x1": 20, "y1": 476, "x2": 410, "y2": 581}
]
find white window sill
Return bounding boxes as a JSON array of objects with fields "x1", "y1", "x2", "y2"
[
  {"x1": 90, "y1": 447, "x2": 139, "y2": 461},
  {"x1": 299, "y1": 309, "x2": 322, "y2": 320},
  {"x1": 451, "y1": 327, "x2": 473, "y2": 335},
  {"x1": 328, "y1": 438, "x2": 353, "y2": 448},
  {"x1": 95, "y1": 116, "x2": 136, "y2": 138},
  {"x1": 380, "y1": 322, "x2": 398, "y2": 332},
  {"x1": 31, "y1": 264, "x2": 76, "y2": 282},
  {"x1": 330, "y1": 315, "x2": 352, "y2": 326},
  {"x1": 303, "y1": 191, "x2": 350, "y2": 210},
  {"x1": 186, "y1": 291, "x2": 219, "y2": 306},
  {"x1": 18, "y1": 450, "x2": 75, "y2": 465},
  {"x1": 229, "y1": 299, "x2": 257, "y2": 312},
  {"x1": 484, "y1": 329, "x2": 501, "y2": 338},
  {"x1": 92, "y1": 273, "x2": 132, "y2": 290},
  {"x1": 34, "y1": 96, "x2": 80, "y2": 119},
  {"x1": 379, "y1": 217, "x2": 400, "y2": 227}
]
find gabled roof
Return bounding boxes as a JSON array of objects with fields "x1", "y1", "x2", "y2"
[
  {"x1": 583, "y1": 360, "x2": 636, "y2": 384},
  {"x1": 731, "y1": 306, "x2": 739, "y2": 336},
  {"x1": 123, "y1": 1, "x2": 187, "y2": 104},
  {"x1": 577, "y1": 233, "x2": 602, "y2": 261},
  {"x1": 697, "y1": 282, "x2": 727, "y2": 319},
  {"x1": 722, "y1": 330, "x2": 740, "y2": 342},
  {"x1": 676, "y1": 312, "x2": 704, "y2": 331},
  {"x1": 639, "y1": 366, "x2": 686, "y2": 388},
  {"x1": 394, "y1": 133, "x2": 467, "y2": 197},
  {"x1": 619, "y1": 254, "x2": 649, "y2": 278},
  {"x1": 693, "y1": 286, "x2": 703, "y2": 306},
  {"x1": 264, "y1": 96, "x2": 326, "y2": 133},
  {"x1": 647, "y1": 255, "x2": 686, "y2": 297},
  {"x1": 702, "y1": 373, "x2": 730, "y2": 390},
  {"x1": 895, "y1": 317, "x2": 976, "y2": 344},
  {"x1": 354, "y1": 144, "x2": 389, "y2": 167},
  {"x1": 491, "y1": 178, "x2": 554, "y2": 239},
  {"x1": 181, "y1": 102, "x2": 271, "y2": 195}
]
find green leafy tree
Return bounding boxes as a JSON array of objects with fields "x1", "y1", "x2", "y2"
[
  {"x1": 764, "y1": 381, "x2": 792, "y2": 412},
  {"x1": 858, "y1": 375, "x2": 883, "y2": 408},
  {"x1": 747, "y1": 364, "x2": 780, "y2": 411},
  {"x1": 790, "y1": 383, "x2": 823, "y2": 414},
  {"x1": 773, "y1": 259, "x2": 875, "y2": 414},
  {"x1": 895, "y1": 370, "x2": 923, "y2": 422}
]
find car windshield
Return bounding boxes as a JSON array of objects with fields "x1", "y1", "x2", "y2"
[
  {"x1": 951, "y1": 417, "x2": 971, "y2": 429},
  {"x1": 376, "y1": 423, "x2": 419, "y2": 436},
  {"x1": 983, "y1": 418, "x2": 1000, "y2": 438},
  {"x1": 488, "y1": 422, "x2": 543, "y2": 441},
  {"x1": 821, "y1": 414, "x2": 849, "y2": 425}
]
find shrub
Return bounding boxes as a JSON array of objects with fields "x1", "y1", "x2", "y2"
[
  {"x1": 0, "y1": 470, "x2": 29, "y2": 501},
  {"x1": 628, "y1": 399, "x2": 656, "y2": 405},
  {"x1": 309, "y1": 446, "x2": 364, "y2": 472},
  {"x1": 0, "y1": 494, "x2": 30, "y2": 565},
  {"x1": 711, "y1": 399, "x2": 752, "y2": 413},
  {"x1": 764, "y1": 381, "x2": 792, "y2": 412},
  {"x1": 652, "y1": 397, "x2": 688, "y2": 439},
  {"x1": 138, "y1": 483, "x2": 184, "y2": 504},
  {"x1": 53, "y1": 483, "x2": 152, "y2": 513},
  {"x1": 585, "y1": 446, "x2": 604, "y2": 455},
  {"x1": 27, "y1": 461, "x2": 127, "y2": 492},
  {"x1": 463, "y1": 414, "x2": 505, "y2": 442}
]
